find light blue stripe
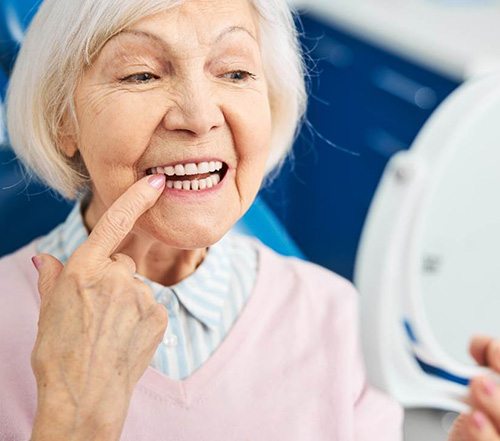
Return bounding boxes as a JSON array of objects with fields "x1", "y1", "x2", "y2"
[
  {"x1": 176, "y1": 281, "x2": 227, "y2": 316},
  {"x1": 169, "y1": 313, "x2": 190, "y2": 379},
  {"x1": 188, "y1": 312, "x2": 203, "y2": 372},
  {"x1": 182, "y1": 281, "x2": 227, "y2": 310},
  {"x1": 36, "y1": 223, "x2": 64, "y2": 256},
  {"x1": 61, "y1": 203, "x2": 87, "y2": 260},
  {"x1": 225, "y1": 286, "x2": 238, "y2": 331},
  {"x1": 178, "y1": 329, "x2": 191, "y2": 379},
  {"x1": 177, "y1": 310, "x2": 193, "y2": 374}
]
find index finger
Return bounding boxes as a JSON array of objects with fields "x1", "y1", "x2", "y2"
[{"x1": 76, "y1": 174, "x2": 166, "y2": 260}]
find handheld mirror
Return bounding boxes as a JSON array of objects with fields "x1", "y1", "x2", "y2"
[{"x1": 354, "y1": 72, "x2": 500, "y2": 413}]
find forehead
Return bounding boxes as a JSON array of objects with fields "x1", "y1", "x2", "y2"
[{"x1": 122, "y1": 0, "x2": 259, "y2": 52}]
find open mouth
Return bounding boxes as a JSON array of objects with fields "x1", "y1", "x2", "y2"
[{"x1": 145, "y1": 160, "x2": 229, "y2": 191}]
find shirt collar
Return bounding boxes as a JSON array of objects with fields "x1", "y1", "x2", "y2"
[
  {"x1": 143, "y1": 236, "x2": 231, "y2": 330},
  {"x1": 51, "y1": 200, "x2": 232, "y2": 330}
]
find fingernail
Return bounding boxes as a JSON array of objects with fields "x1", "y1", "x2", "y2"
[
  {"x1": 148, "y1": 174, "x2": 166, "y2": 189},
  {"x1": 31, "y1": 255, "x2": 42, "y2": 270},
  {"x1": 482, "y1": 377, "x2": 496, "y2": 396},
  {"x1": 472, "y1": 410, "x2": 487, "y2": 430}
]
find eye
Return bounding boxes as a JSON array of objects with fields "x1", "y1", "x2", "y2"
[
  {"x1": 120, "y1": 72, "x2": 159, "y2": 83},
  {"x1": 222, "y1": 70, "x2": 257, "y2": 82}
]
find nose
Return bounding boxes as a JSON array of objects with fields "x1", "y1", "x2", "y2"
[{"x1": 162, "y1": 78, "x2": 224, "y2": 136}]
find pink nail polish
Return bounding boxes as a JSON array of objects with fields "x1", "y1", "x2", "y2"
[
  {"x1": 148, "y1": 174, "x2": 166, "y2": 189},
  {"x1": 482, "y1": 378, "x2": 496, "y2": 396},
  {"x1": 472, "y1": 410, "x2": 486, "y2": 430},
  {"x1": 31, "y1": 256, "x2": 42, "y2": 270}
]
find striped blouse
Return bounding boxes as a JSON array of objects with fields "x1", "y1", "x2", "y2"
[{"x1": 35, "y1": 201, "x2": 258, "y2": 380}]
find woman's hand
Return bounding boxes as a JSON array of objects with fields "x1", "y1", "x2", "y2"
[
  {"x1": 449, "y1": 336, "x2": 500, "y2": 440},
  {"x1": 30, "y1": 174, "x2": 168, "y2": 441}
]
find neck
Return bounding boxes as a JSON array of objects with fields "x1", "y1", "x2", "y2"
[{"x1": 82, "y1": 196, "x2": 207, "y2": 286}]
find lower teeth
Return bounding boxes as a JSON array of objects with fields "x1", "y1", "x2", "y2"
[{"x1": 166, "y1": 173, "x2": 221, "y2": 190}]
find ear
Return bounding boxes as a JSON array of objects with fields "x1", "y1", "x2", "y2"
[
  {"x1": 57, "y1": 113, "x2": 79, "y2": 158},
  {"x1": 59, "y1": 133, "x2": 78, "y2": 158}
]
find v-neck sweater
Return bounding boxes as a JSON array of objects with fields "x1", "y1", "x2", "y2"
[{"x1": 0, "y1": 239, "x2": 403, "y2": 440}]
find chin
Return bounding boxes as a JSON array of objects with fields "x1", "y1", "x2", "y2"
[
  {"x1": 167, "y1": 227, "x2": 229, "y2": 250},
  {"x1": 140, "y1": 209, "x2": 239, "y2": 250}
]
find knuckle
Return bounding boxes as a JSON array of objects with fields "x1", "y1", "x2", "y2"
[
  {"x1": 129, "y1": 185, "x2": 152, "y2": 206},
  {"x1": 123, "y1": 256, "x2": 137, "y2": 272},
  {"x1": 104, "y1": 208, "x2": 132, "y2": 235},
  {"x1": 110, "y1": 254, "x2": 133, "y2": 269},
  {"x1": 109, "y1": 264, "x2": 132, "y2": 281},
  {"x1": 131, "y1": 277, "x2": 144, "y2": 290},
  {"x1": 108, "y1": 266, "x2": 134, "y2": 284},
  {"x1": 37, "y1": 277, "x2": 51, "y2": 293},
  {"x1": 110, "y1": 254, "x2": 128, "y2": 270},
  {"x1": 137, "y1": 281, "x2": 154, "y2": 298},
  {"x1": 30, "y1": 344, "x2": 51, "y2": 373},
  {"x1": 111, "y1": 252, "x2": 129, "y2": 262},
  {"x1": 130, "y1": 278, "x2": 151, "y2": 297},
  {"x1": 131, "y1": 276, "x2": 146, "y2": 289},
  {"x1": 109, "y1": 253, "x2": 121, "y2": 262},
  {"x1": 152, "y1": 305, "x2": 169, "y2": 328},
  {"x1": 132, "y1": 189, "x2": 149, "y2": 208}
]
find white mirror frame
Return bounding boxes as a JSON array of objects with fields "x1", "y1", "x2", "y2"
[{"x1": 354, "y1": 72, "x2": 500, "y2": 413}]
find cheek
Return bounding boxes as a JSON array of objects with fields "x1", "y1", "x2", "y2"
[
  {"x1": 78, "y1": 92, "x2": 161, "y2": 164},
  {"x1": 76, "y1": 91, "x2": 165, "y2": 198},
  {"x1": 224, "y1": 92, "x2": 272, "y2": 197}
]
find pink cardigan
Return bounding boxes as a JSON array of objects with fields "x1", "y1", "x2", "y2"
[{"x1": 0, "y1": 239, "x2": 403, "y2": 440}]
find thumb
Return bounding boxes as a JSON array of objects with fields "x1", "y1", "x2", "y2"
[{"x1": 32, "y1": 254, "x2": 64, "y2": 298}]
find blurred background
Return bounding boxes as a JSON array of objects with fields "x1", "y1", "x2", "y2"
[
  {"x1": 2, "y1": 0, "x2": 498, "y2": 274},
  {"x1": 2, "y1": 0, "x2": 500, "y2": 439}
]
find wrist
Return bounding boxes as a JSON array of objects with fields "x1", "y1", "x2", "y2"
[
  {"x1": 31, "y1": 394, "x2": 129, "y2": 441},
  {"x1": 31, "y1": 412, "x2": 125, "y2": 441}
]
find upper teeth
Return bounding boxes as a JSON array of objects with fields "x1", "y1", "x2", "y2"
[{"x1": 154, "y1": 161, "x2": 223, "y2": 176}]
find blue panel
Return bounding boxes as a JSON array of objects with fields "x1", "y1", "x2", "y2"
[
  {"x1": 0, "y1": 1, "x2": 74, "y2": 257},
  {"x1": 0, "y1": 67, "x2": 7, "y2": 145},
  {"x1": 234, "y1": 197, "x2": 304, "y2": 259},
  {"x1": 0, "y1": 67, "x2": 6, "y2": 96},
  {"x1": 260, "y1": 12, "x2": 460, "y2": 280},
  {"x1": 0, "y1": 148, "x2": 73, "y2": 257},
  {"x1": 0, "y1": 0, "x2": 40, "y2": 73}
]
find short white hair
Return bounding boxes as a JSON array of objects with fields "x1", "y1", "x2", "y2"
[{"x1": 6, "y1": 0, "x2": 307, "y2": 199}]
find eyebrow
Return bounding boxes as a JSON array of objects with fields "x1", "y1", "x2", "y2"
[{"x1": 116, "y1": 25, "x2": 257, "y2": 50}]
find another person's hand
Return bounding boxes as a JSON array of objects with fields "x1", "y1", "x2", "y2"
[
  {"x1": 30, "y1": 174, "x2": 168, "y2": 441},
  {"x1": 449, "y1": 336, "x2": 500, "y2": 440}
]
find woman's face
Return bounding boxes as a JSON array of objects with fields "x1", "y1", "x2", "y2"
[{"x1": 69, "y1": 0, "x2": 272, "y2": 248}]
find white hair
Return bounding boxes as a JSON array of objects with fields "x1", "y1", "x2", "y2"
[{"x1": 6, "y1": 0, "x2": 307, "y2": 199}]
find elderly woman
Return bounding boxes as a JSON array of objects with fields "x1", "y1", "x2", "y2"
[{"x1": 0, "y1": 0, "x2": 498, "y2": 440}]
